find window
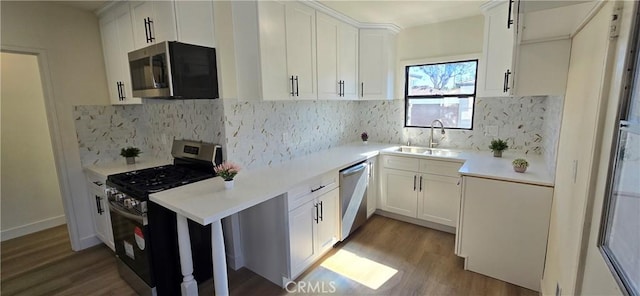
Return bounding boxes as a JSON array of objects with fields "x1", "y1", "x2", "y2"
[
  {"x1": 599, "y1": 21, "x2": 640, "y2": 296},
  {"x1": 404, "y1": 59, "x2": 477, "y2": 129}
]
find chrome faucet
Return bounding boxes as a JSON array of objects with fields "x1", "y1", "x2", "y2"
[{"x1": 430, "y1": 119, "x2": 445, "y2": 148}]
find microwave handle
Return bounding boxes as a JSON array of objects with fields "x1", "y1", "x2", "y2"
[{"x1": 149, "y1": 56, "x2": 157, "y2": 89}]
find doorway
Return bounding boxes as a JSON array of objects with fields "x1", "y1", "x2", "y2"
[{"x1": 1, "y1": 52, "x2": 66, "y2": 241}]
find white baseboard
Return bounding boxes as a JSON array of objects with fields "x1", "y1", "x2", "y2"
[
  {"x1": 77, "y1": 234, "x2": 103, "y2": 251},
  {"x1": 1, "y1": 215, "x2": 67, "y2": 241},
  {"x1": 374, "y1": 210, "x2": 456, "y2": 234}
]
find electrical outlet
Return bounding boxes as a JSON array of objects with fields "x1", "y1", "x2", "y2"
[
  {"x1": 161, "y1": 133, "x2": 167, "y2": 145},
  {"x1": 485, "y1": 126, "x2": 498, "y2": 137},
  {"x1": 282, "y1": 133, "x2": 288, "y2": 144}
]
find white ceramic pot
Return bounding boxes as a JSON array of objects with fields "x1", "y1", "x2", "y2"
[{"x1": 224, "y1": 180, "x2": 234, "y2": 189}]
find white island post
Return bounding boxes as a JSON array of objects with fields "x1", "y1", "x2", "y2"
[{"x1": 176, "y1": 214, "x2": 228, "y2": 296}]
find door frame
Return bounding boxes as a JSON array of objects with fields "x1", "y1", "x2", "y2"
[{"x1": 1, "y1": 45, "x2": 81, "y2": 249}]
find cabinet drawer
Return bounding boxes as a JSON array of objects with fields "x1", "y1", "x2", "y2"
[
  {"x1": 419, "y1": 159, "x2": 462, "y2": 177},
  {"x1": 382, "y1": 155, "x2": 420, "y2": 172},
  {"x1": 287, "y1": 171, "x2": 339, "y2": 211}
]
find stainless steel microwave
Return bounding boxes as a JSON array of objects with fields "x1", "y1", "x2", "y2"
[{"x1": 128, "y1": 41, "x2": 219, "y2": 99}]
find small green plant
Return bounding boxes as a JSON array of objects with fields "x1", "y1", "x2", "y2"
[
  {"x1": 512, "y1": 158, "x2": 529, "y2": 168},
  {"x1": 120, "y1": 147, "x2": 141, "y2": 158},
  {"x1": 489, "y1": 139, "x2": 509, "y2": 152}
]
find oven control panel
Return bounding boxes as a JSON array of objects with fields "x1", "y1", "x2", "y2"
[{"x1": 106, "y1": 188, "x2": 148, "y2": 214}]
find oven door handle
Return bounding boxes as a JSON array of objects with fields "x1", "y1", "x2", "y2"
[{"x1": 109, "y1": 201, "x2": 146, "y2": 225}]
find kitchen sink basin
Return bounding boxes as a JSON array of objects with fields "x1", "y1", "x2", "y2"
[{"x1": 392, "y1": 146, "x2": 460, "y2": 157}]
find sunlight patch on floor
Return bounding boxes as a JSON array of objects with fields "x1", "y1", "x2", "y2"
[{"x1": 320, "y1": 249, "x2": 397, "y2": 290}]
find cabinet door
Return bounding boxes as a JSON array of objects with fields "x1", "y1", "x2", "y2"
[
  {"x1": 316, "y1": 13, "x2": 340, "y2": 100},
  {"x1": 257, "y1": 0, "x2": 289, "y2": 101},
  {"x1": 366, "y1": 158, "x2": 378, "y2": 218},
  {"x1": 151, "y1": 1, "x2": 177, "y2": 44},
  {"x1": 99, "y1": 4, "x2": 140, "y2": 105},
  {"x1": 459, "y1": 176, "x2": 552, "y2": 291},
  {"x1": 359, "y1": 30, "x2": 386, "y2": 99},
  {"x1": 130, "y1": 1, "x2": 154, "y2": 49},
  {"x1": 478, "y1": 1, "x2": 515, "y2": 97},
  {"x1": 316, "y1": 188, "x2": 339, "y2": 253},
  {"x1": 131, "y1": 1, "x2": 177, "y2": 49},
  {"x1": 417, "y1": 174, "x2": 460, "y2": 227},
  {"x1": 338, "y1": 23, "x2": 359, "y2": 100},
  {"x1": 88, "y1": 182, "x2": 115, "y2": 251},
  {"x1": 380, "y1": 168, "x2": 418, "y2": 217},
  {"x1": 99, "y1": 14, "x2": 123, "y2": 104},
  {"x1": 285, "y1": 2, "x2": 317, "y2": 100},
  {"x1": 288, "y1": 201, "x2": 316, "y2": 277},
  {"x1": 174, "y1": 0, "x2": 216, "y2": 47}
]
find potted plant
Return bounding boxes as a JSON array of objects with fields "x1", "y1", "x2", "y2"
[
  {"x1": 512, "y1": 158, "x2": 529, "y2": 173},
  {"x1": 489, "y1": 139, "x2": 509, "y2": 157},
  {"x1": 361, "y1": 132, "x2": 369, "y2": 144},
  {"x1": 120, "y1": 147, "x2": 141, "y2": 164},
  {"x1": 214, "y1": 162, "x2": 241, "y2": 189}
]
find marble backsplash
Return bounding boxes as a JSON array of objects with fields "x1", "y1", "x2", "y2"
[
  {"x1": 74, "y1": 96, "x2": 563, "y2": 172},
  {"x1": 358, "y1": 96, "x2": 552, "y2": 155},
  {"x1": 74, "y1": 100, "x2": 225, "y2": 165},
  {"x1": 542, "y1": 95, "x2": 564, "y2": 175},
  {"x1": 222, "y1": 100, "x2": 361, "y2": 169},
  {"x1": 142, "y1": 99, "x2": 225, "y2": 161},
  {"x1": 74, "y1": 105, "x2": 145, "y2": 165}
]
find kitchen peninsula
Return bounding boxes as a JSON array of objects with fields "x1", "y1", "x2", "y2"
[{"x1": 150, "y1": 142, "x2": 554, "y2": 295}]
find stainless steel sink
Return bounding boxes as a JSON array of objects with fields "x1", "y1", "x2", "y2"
[{"x1": 392, "y1": 146, "x2": 460, "y2": 157}]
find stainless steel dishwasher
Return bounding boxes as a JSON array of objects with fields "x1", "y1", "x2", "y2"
[{"x1": 339, "y1": 161, "x2": 369, "y2": 241}]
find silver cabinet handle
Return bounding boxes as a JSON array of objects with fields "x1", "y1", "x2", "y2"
[
  {"x1": 419, "y1": 176, "x2": 423, "y2": 192},
  {"x1": 413, "y1": 175, "x2": 417, "y2": 191}
]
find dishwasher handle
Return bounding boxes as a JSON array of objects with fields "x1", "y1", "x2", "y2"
[{"x1": 341, "y1": 162, "x2": 367, "y2": 177}]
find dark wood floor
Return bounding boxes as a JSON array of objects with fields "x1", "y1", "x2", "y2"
[{"x1": 1, "y1": 215, "x2": 537, "y2": 295}]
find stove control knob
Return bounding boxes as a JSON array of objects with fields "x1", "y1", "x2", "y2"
[{"x1": 116, "y1": 193, "x2": 127, "y2": 202}]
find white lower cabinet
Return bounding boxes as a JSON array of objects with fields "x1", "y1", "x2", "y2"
[
  {"x1": 380, "y1": 155, "x2": 462, "y2": 227},
  {"x1": 417, "y1": 174, "x2": 460, "y2": 227},
  {"x1": 366, "y1": 157, "x2": 378, "y2": 218},
  {"x1": 237, "y1": 171, "x2": 339, "y2": 287},
  {"x1": 288, "y1": 187, "x2": 339, "y2": 279},
  {"x1": 457, "y1": 176, "x2": 553, "y2": 291},
  {"x1": 86, "y1": 173, "x2": 115, "y2": 251},
  {"x1": 380, "y1": 168, "x2": 418, "y2": 217}
]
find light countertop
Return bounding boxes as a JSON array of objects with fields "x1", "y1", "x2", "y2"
[
  {"x1": 150, "y1": 143, "x2": 396, "y2": 225},
  {"x1": 378, "y1": 147, "x2": 554, "y2": 187},
  {"x1": 150, "y1": 142, "x2": 555, "y2": 226},
  {"x1": 84, "y1": 158, "x2": 171, "y2": 180}
]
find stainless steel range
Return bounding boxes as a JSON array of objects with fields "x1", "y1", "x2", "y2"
[{"x1": 106, "y1": 140, "x2": 222, "y2": 296}]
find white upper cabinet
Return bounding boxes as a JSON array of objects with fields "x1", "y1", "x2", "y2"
[
  {"x1": 98, "y1": 0, "x2": 217, "y2": 104},
  {"x1": 130, "y1": 1, "x2": 177, "y2": 49},
  {"x1": 174, "y1": 0, "x2": 216, "y2": 47},
  {"x1": 316, "y1": 13, "x2": 340, "y2": 100},
  {"x1": 285, "y1": 2, "x2": 317, "y2": 100},
  {"x1": 359, "y1": 29, "x2": 396, "y2": 100},
  {"x1": 477, "y1": 0, "x2": 517, "y2": 97},
  {"x1": 232, "y1": 0, "x2": 317, "y2": 101},
  {"x1": 316, "y1": 12, "x2": 359, "y2": 100},
  {"x1": 99, "y1": 2, "x2": 141, "y2": 105}
]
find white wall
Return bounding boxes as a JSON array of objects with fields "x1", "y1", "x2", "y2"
[
  {"x1": 1, "y1": 1, "x2": 111, "y2": 249},
  {"x1": 395, "y1": 15, "x2": 484, "y2": 100},
  {"x1": 541, "y1": 2, "x2": 625, "y2": 295},
  {"x1": 1, "y1": 52, "x2": 66, "y2": 240},
  {"x1": 578, "y1": 1, "x2": 636, "y2": 295},
  {"x1": 396, "y1": 15, "x2": 484, "y2": 61}
]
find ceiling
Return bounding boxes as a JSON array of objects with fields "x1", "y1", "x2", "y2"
[
  {"x1": 54, "y1": 0, "x2": 483, "y2": 28},
  {"x1": 318, "y1": 1, "x2": 483, "y2": 28},
  {"x1": 53, "y1": 1, "x2": 590, "y2": 30}
]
